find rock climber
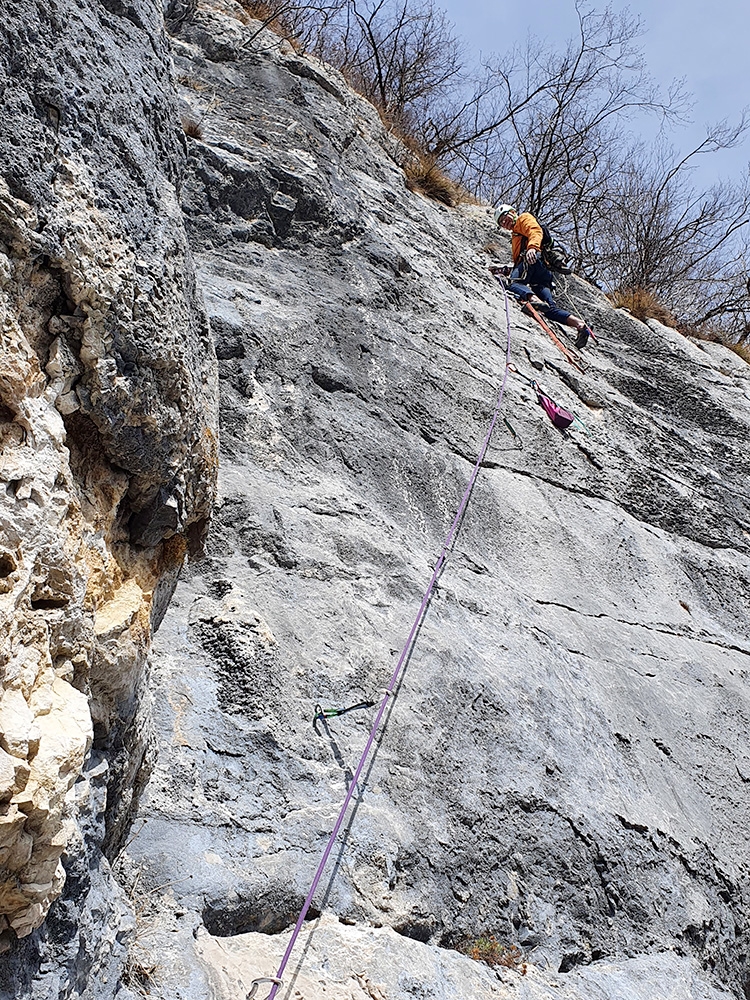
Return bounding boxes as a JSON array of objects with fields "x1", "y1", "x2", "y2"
[{"x1": 492, "y1": 204, "x2": 593, "y2": 350}]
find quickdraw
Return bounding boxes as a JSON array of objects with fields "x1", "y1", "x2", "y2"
[
  {"x1": 502, "y1": 416, "x2": 523, "y2": 449},
  {"x1": 313, "y1": 701, "x2": 375, "y2": 725},
  {"x1": 262, "y1": 285, "x2": 516, "y2": 1000}
]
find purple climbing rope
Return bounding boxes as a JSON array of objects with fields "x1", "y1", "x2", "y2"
[{"x1": 266, "y1": 288, "x2": 513, "y2": 1000}]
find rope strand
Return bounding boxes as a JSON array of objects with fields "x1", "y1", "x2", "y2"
[{"x1": 265, "y1": 289, "x2": 514, "y2": 1000}]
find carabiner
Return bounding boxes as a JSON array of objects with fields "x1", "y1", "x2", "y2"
[{"x1": 247, "y1": 977, "x2": 283, "y2": 999}]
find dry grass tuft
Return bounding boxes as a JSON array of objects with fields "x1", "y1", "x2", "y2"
[
  {"x1": 112, "y1": 850, "x2": 161, "y2": 997},
  {"x1": 459, "y1": 936, "x2": 527, "y2": 973},
  {"x1": 239, "y1": 0, "x2": 279, "y2": 19},
  {"x1": 122, "y1": 948, "x2": 157, "y2": 996},
  {"x1": 177, "y1": 73, "x2": 207, "y2": 93},
  {"x1": 728, "y1": 341, "x2": 750, "y2": 365},
  {"x1": 356, "y1": 103, "x2": 469, "y2": 207},
  {"x1": 237, "y1": 0, "x2": 303, "y2": 47},
  {"x1": 181, "y1": 116, "x2": 204, "y2": 140},
  {"x1": 404, "y1": 154, "x2": 461, "y2": 206},
  {"x1": 610, "y1": 287, "x2": 678, "y2": 327}
]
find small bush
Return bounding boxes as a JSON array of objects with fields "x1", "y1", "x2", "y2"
[
  {"x1": 181, "y1": 116, "x2": 204, "y2": 140},
  {"x1": 122, "y1": 950, "x2": 157, "y2": 995},
  {"x1": 239, "y1": 0, "x2": 277, "y2": 19},
  {"x1": 610, "y1": 287, "x2": 677, "y2": 328},
  {"x1": 404, "y1": 154, "x2": 460, "y2": 206},
  {"x1": 397, "y1": 134, "x2": 468, "y2": 206},
  {"x1": 459, "y1": 936, "x2": 527, "y2": 973}
]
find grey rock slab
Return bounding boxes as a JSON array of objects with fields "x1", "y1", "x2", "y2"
[
  {"x1": 0, "y1": 0, "x2": 218, "y2": 531},
  {"x1": 190, "y1": 913, "x2": 735, "y2": 1000},
  {"x1": 126, "y1": 4, "x2": 750, "y2": 1000}
]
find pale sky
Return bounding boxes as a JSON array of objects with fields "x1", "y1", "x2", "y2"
[{"x1": 439, "y1": 0, "x2": 749, "y2": 189}]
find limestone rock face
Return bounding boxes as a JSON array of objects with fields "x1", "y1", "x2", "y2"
[
  {"x1": 118, "y1": 4, "x2": 750, "y2": 999},
  {"x1": 2, "y1": 0, "x2": 750, "y2": 998},
  {"x1": 193, "y1": 913, "x2": 733, "y2": 1000},
  {"x1": 0, "y1": 0, "x2": 217, "y2": 978}
]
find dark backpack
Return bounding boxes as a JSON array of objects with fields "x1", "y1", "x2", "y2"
[
  {"x1": 519, "y1": 224, "x2": 573, "y2": 274},
  {"x1": 542, "y1": 226, "x2": 573, "y2": 274},
  {"x1": 541, "y1": 228, "x2": 573, "y2": 275}
]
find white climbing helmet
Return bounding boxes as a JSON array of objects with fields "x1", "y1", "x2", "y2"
[{"x1": 494, "y1": 204, "x2": 518, "y2": 225}]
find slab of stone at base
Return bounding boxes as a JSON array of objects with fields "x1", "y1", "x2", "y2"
[{"x1": 191, "y1": 913, "x2": 730, "y2": 1000}]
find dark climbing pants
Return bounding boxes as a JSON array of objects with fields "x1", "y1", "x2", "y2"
[{"x1": 509, "y1": 260, "x2": 571, "y2": 325}]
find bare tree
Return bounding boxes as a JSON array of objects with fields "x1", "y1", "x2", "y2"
[
  {"x1": 595, "y1": 129, "x2": 750, "y2": 333},
  {"x1": 427, "y1": 1, "x2": 750, "y2": 334},
  {"x1": 311, "y1": 0, "x2": 465, "y2": 135},
  {"x1": 446, "y1": 4, "x2": 687, "y2": 226}
]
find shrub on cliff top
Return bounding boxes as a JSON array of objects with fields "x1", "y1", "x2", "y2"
[
  {"x1": 610, "y1": 287, "x2": 678, "y2": 327},
  {"x1": 403, "y1": 151, "x2": 461, "y2": 206},
  {"x1": 729, "y1": 341, "x2": 750, "y2": 364}
]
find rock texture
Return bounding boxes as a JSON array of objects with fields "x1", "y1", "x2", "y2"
[
  {"x1": 193, "y1": 913, "x2": 733, "y2": 1000},
  {"x1": 0, "y1": 0, "x2": 217, "y2": 984},
  {"x1": 115, "y1": 3, "x2": 749, "y2": 1000},
  {"x1": 3, "y1": 0, "x2": 750, "y2": 998}
]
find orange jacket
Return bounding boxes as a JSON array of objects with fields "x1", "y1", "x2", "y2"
[{"x1": 511, "y1": 213, "x2": 544, "y2": 263}]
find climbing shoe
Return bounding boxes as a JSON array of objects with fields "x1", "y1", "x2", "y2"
[{"x1": 575, "y1": 325, "x2": 592, "y2": 350}]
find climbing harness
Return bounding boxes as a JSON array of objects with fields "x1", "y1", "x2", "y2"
[
  {"x1": 313, "y1": 701, "x2": 375, "y2": 725},
  {"x1": 490, "y1": 268, "x2": 586, "y2": 372},
  {"x1": 262, "y1": 289, "x2": 516, "y2": 1000}
]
